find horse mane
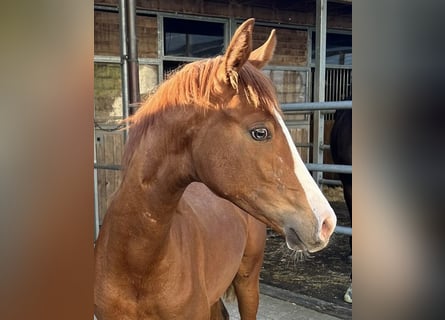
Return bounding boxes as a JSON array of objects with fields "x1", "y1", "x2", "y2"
[{"x1": 121, "y1": 56, "x2": 279, "y2": 170}]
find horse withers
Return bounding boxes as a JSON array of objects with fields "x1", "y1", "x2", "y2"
[{"x1": 95, "y1": 18, "x2": 337, "y2": 319}]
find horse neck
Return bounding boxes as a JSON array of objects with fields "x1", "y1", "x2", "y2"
[
  {"x1": 101, "y1": 109, "x2": 198, "y2": 270},
  {"x1": 135, "y1": 109, "x2": 200, "y2": 206}
]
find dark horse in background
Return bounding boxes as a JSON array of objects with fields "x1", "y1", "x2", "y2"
[
  {"x1": 330, "y1": 106, "x2": 352, "y2": 226},
  {"x1": 329, "y1": 98, "x2": 352, "y2": 303}
]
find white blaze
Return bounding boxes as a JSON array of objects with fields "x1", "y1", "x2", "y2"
[{"x1": 273, "y1": 109, "x2": 336, "y2": 228}]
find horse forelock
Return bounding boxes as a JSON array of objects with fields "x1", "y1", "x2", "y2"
[{"x1": 121, "y1": 56, "x2": 279, "y2": 170}]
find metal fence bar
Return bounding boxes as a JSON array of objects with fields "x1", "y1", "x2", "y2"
[
  {"x1": 319, "y1": 178, "x2": 343, "y2": 186},
  {"x1": 305, "y1": 163, "x2": 351, "y2": 174},
  {"x1": 335, "y1": 225, "x2": 352, "y2": 236},
  {"x1": 294, "y1": 143, "x2": 313, "y2": 148},
  {"x1": 94, "y1": 163, "x2": 122, "y2": 171},
  {"x1": 281, "y1": 100, "x2": 352, "y2": 112}
]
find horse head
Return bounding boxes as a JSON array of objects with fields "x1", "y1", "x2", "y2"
[{"x1": 189, "y1": 19, "x2": 337, "y2": 252}]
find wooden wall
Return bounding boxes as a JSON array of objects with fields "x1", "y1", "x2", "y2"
[{"x1": 94, "y1": 0, "x2": 351, "y2": 30}]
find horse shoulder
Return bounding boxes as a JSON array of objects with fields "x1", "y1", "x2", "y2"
[{"x1": 173, "y1": 183, "x2": 252, "y2": 300}]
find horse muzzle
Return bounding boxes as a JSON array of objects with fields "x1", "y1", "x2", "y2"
[{"x1": 284, "y1": 212, "x2": 337, "y2": 253}]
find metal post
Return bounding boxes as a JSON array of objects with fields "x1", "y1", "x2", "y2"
[
  {"x1": 94, "y1": 138, "x2": 100, "y2": 241},
  {"x1": 119, "y1": 0, "x2": 129, "y2": 141},
  {"x1": 125, "y1": 0, "x2": 140, "y2": 115},
  {"x1": 312, "y1": 0, "x2": 327, "y2": 187}
]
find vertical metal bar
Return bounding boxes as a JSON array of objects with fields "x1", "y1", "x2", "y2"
[
  {"x1": 325, "y1": 68, "x2": 329, "y2": 101},
  {"x1": 327, "y1": 68, "x2": 330, "y2": 101},
  {"x1": 340, "y1": 69, "x2": 342, "y2": 99},
  {"x1": 338, "y1": 69, "x2": 340, "y2": 100},
  {"x1": 185, "y1": 33, "x2": 190, "y2": 57},
  {"x1": 229, "y1": 17, "x2": 236, "y2": 38},
  {"x1": 346, "y1": 69, "x2": 351, "y2": 97},
  {"x1": 157, "y1": 14, "x2": 164, "y2": 81},
  {"x1": 312, "y1": 0, "x2": 327, "y2": 186},
  {"x1": 224, "y1": 19, "x2": 231, "y2": 50},
  {"x1": 348, "y1": 69, "x2": 352, "y2": 97},
  {"x1": 126, "y1": 0, "x2": 140, "y2": 115},
  {"x1": 94, "y1": 137, "x2": 100, "y2": 241},
  {"x1": 332, "y1": 68, "x2": 336, "y2": 100},
  {"x1": 340, "y1": 69, "x2": 343, "y2": 99},
  {"x1": 337, "y1": 69, "x2": 339, "y2": 100},
  {"x1": 338, "y1": 69, "x2": 341, "y2": 100},
  {"x1": 339, "y1": 69, "x2": 343, "y2": 99},
  {"x1": 119, "y1": 0, "x2": 129, "y2": 142},
  {"x1": 336, "y1": 68, "x2": 339, "y2": 100},
  {"x1": 93, "y1": 102, "x2": 100, "y2": 241}
]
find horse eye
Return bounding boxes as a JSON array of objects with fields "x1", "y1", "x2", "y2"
[{"x1": 250, "y1": 128, "x2": 270, "y2": 141}]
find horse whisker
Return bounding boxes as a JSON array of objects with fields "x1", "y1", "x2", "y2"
[{"x1": 276, "y1": 242, "x2": 312, "y2": 269}]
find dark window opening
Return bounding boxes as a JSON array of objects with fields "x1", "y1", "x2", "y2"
[
  {"x1": 311, "y1": 32, "x2": 352, "y2": 65},
  {"x1": 164, "y1": 18, "x2": 224, "y2": 58}
]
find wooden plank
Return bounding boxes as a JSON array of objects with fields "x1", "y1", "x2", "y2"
[
  {"x1": 95, "y1": 131, "x2": 124, "y2": 223},
  {"x1": 136, "y1": 15, "x2": 158, "y2": 58},
  {"x1": 95, "y1": 133, "x2": 108, "y2": 222},
  {"x1": 289, "y1": 127, "x2": 310, "y2": 163},
  {"x1": 94, "y1": 11, "x2": 120, "y2": 56}
]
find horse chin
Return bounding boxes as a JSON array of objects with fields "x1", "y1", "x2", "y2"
[
  {"x1": 284, "y1": 227, "x2": 308, "y2": 253},
  {"x1": 284, "y1": 226, "x2": 330, "y2": 253}
]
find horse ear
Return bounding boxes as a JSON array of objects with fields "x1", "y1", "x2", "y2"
[
  {"x1": 248, "y1": 29, "x2": 276, "y2": 69},
  {"x1": 219, "y1": 18, "x2": 254, "y2": 90}
]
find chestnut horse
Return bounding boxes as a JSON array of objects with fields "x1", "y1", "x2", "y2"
[{"x1": 95, "y1": 19, "x2": 337, "y2": 320}]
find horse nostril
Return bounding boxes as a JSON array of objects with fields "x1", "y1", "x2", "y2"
[{"x1": 320, "y1": 216, "x2": 335, "y2": 242}]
